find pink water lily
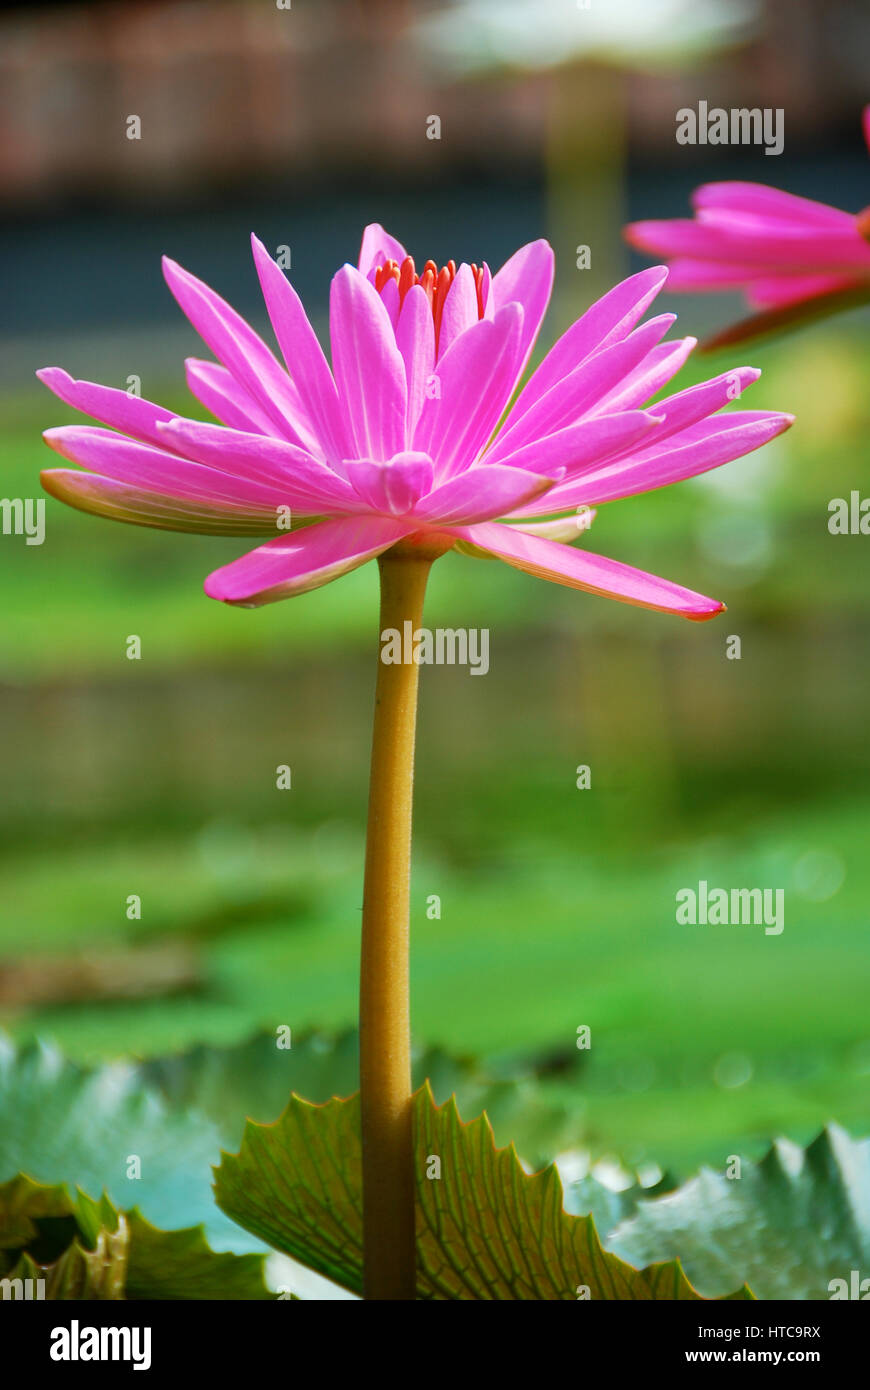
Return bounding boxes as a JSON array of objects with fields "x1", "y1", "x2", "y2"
[
  {"x1": 39, "y1": 223, "x2": 792, "y2": 619},
  {"x1": 625, "y1": 106, "x2": 870, "y2": 346}
]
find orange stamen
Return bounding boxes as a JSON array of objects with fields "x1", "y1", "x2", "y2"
[{"x1": 374, "y1": 253, "x2": 487, "y2": 351}]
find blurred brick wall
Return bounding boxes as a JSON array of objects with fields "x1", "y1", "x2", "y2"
[
  {"x1": 1, "y1": 0, "x2": 867, "y2": 207},
  {"x1": 0, "y1": 0, "x2": 547, "y2": 205}
]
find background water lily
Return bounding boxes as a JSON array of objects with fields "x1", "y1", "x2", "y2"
[{"x1": 625, "y1": 106, "x2": 870, "y2": 346}]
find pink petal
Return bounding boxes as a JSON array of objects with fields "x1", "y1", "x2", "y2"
[
  {"x1": 395, "y1": 284, "x2": 436, "y2": 437},
  {"x1": 452, "y1": 522, "x2": 724, "y2": 620},
  {"x1": 379, "y1": 276, "x2": 401, "y2": 328},
  {"x1": 358, "y1": 223, "x2": 408, "y2": 279},
  {"x1": 692, "y1": 181, "x2": 855, "y2": 229},
  {"x1": 413, "y1": 304, "x2": 523, "y2": 482},
  {"x1": 329, "y1": 265, "x2": 407, "y2": 462},
  {"x1": 507, "y1": 266, "x2": 669, "y2": 426},
  {"x1": 437, "y1": 264, "x2": 480, "y2": 357},
  {"x1": 251, "y1": 235, "x2": 352, "y2": 465},
  {"x1": 512, "y1": 384, "x2": 775, "y2": 514},
  {"x1": 625, "y1": 219, "x2": 870, "y2": 272},
  {"x1": 489, "y1": 314, "x2": 675, "y2": 461},
  {"x1": 621, "y1": 366, "x2": 762, "y2": 451},
  {"x1": 490, "y1": 239, "x2": 555, "y2": 380},
  {"x1": 44, "y1": 425, "x2": 329, "y2": 515},
  {"x1": 412, "y1": 465, "x2": 556, "y2": 525},
  {"x1": 41, "y1": 468, "x2": 289, "y2": 536},
  {"x1": 524, "y1": 410, "x2": 793, "y2": 512},
  {"x1": 663, "y1": 259, "x2": 768, "y2": 291},
  {"x1": 493, "y1": 410, "x2": 663, "y2": 480},
  {"x1": 663, "y1": 260, "x2": 859, "y2": 308},
  {"x1": 591, "y1": 338, "x2": 697, "y2": 414},
  {"x1": 345, "y1": 452, "x2": 434, "y2": 515},
  {"x1": 184, "y1": 359, "x2": 274, "y2": 434},
  {"x1": 36, "y1": 368, "x2": 178, "y2": 451},
  {"x1": 162, "y1": 256, "x2": 321, "y2": 454},
  {"x1": 745, "y1": 273, "x2": 857, "y2": 309},
  {"x1": 204, "y1": 515, "x2": 413, "y2": 606},
  {"x1": 155, "y1": 417, "x2": 359, "y2": 513}
]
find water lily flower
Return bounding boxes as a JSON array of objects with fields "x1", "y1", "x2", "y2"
[
  {"x1": 39, "y1": 224, "x2": 791, "y2": 622},
  {"x1": 625, "y1": 106, "x2": 870, "y2": 347}
]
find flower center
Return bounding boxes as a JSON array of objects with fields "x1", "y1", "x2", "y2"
[{"x1": 374, "y1": 255, "x2": 486, "y2": 350}]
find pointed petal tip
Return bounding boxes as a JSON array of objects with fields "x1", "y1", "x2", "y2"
[
  {"x1": 769, "y1": 411, "x2": 795, "y2": 432},
  {"x1": 649, "y1": 310, "x2": 678, "y2": 331},
  {"x1": 686, "y1": 599, "x2": 727, "y2": 622},
  {"x1": 249, "y1": 232, "x2": 272, "y2": 266},
  {"x1": 161, "y1": 254, "x2": 188, "y2": 286},
  {"x1": 161, "y1": 254, "x2": 183, "y2": 289}
]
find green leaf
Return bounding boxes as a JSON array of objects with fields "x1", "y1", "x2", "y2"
[
  {"x1": 124, "y1": 1211, "x2": 272, "y2": 1299},
  {"x1": 0, "y1": 1174, "x2": 271, "y2": 1300},
  {"x1": 214, "y1": 1085, "x2": 750, "y2": 1300},
  {"x1": 0, "y1": 1035, "x2": 256, "y2": 1252},
  {"x1": 600, "y1": 1124, "x2": 870, "y2": 1300}
]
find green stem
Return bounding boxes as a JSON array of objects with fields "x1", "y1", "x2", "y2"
[{"x1": 359, "y1": 546, "x2": 432, "y2": 1300}]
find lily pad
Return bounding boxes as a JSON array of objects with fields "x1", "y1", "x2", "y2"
[{"x1": 603, "y1": 1125, "x2": 870, "y2": 1300}]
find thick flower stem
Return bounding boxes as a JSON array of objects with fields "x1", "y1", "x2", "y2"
[{"x1": 359, "y1": 547, "x2": 432, "y2": 1301}]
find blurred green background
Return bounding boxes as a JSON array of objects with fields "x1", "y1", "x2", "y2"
[{"x1": 1, "y1": 0, "x2": 868, "y2": 1182}]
